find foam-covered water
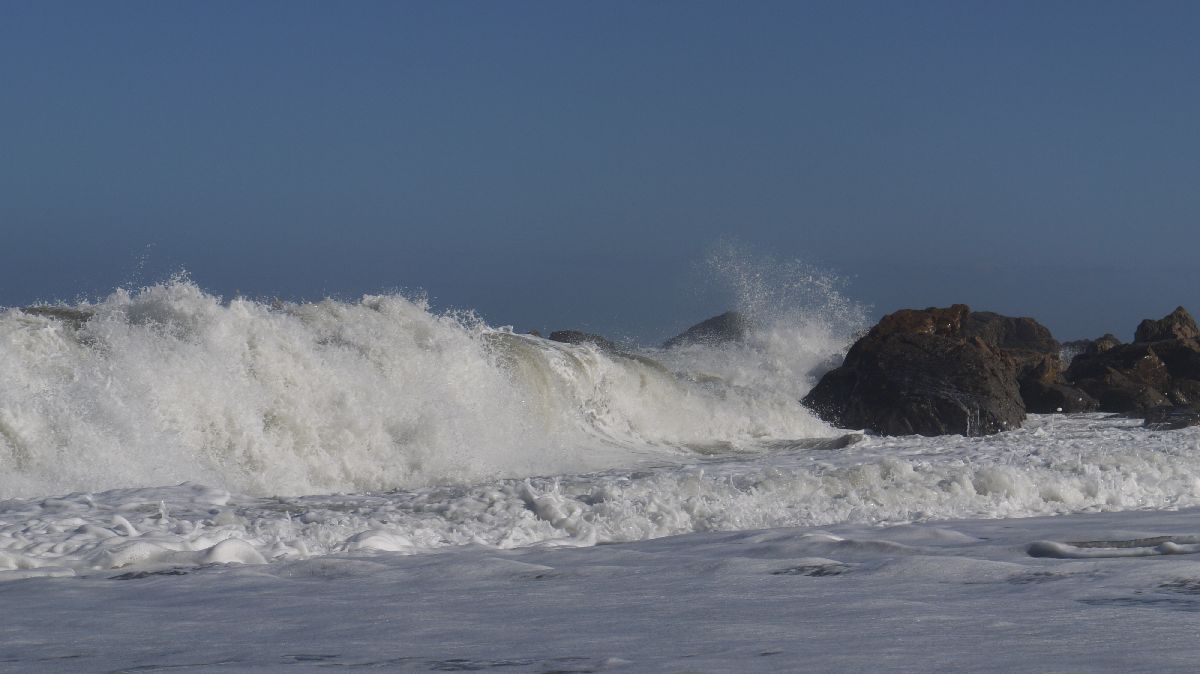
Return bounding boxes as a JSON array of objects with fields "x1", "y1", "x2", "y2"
[
  {"x1": 5, "y1": 276, "x2": 1200, "y2": 583},
  {"x1": 4, "y1": 408, "x2": 1200, "y2": 578}
]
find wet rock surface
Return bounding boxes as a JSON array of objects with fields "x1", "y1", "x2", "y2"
[
  {"x1": 802, "y1": 305, "x2": 1027, "y2": 436},
  {"x1": 1065, "y1": 307, "x2": 1200, "y2": 414},
  {"x1": 803, "y1": 305, "x2": 1104, "y2": 436},
  {"x1": 662, "y1": 311, "x2": 750, "y2": 349}
]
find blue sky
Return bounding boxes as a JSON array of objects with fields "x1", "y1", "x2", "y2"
[{"x1": 2, "y1": 1, "x2": 1197, "y2": 342}]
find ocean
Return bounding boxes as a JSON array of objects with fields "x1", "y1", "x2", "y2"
[{"x1": 3, "y1": 279, "x2": 1200, "y2": 672}]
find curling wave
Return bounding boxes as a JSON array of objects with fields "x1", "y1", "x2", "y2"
[{"x1": 0, "y1": 278, "x2": 857, "y2": 498}]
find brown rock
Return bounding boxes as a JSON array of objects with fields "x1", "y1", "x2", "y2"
[
  {"x1": 1072, "y1": 367, "x2": 1170, "y2": 414},
  {"x1": 1018, "y1": 355, "x2": 1098, "y2": 413},
  {"x1": 1135, "y1": 306, "x2": 1200, "y2": 343},
  {"x1": 803, "y1": 305, "x2": 1026, "y2": 436},
  {"x1": 962, "y1": 311, "x2": 1060, "y2": 356},
  {"x1": 1064, "y1": 310, "x2": 1200, "y2": 415}
]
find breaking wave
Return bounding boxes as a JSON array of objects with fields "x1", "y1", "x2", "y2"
[{"x1": 0, "y1": 272, "x2": 862, "y2": 499}]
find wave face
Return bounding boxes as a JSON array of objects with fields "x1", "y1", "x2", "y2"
[{"x1": 0, "y1": 279, "x2": 858, "y2": 499}]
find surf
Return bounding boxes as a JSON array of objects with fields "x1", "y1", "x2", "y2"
[{"x1": 0, "y1": 274, "x2": 857, "y2": 499}]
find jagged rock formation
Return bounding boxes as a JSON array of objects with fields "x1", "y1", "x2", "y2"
[
  {"x1": 961, "y1": 311, "x2": 1095, "y2": 414},
  {"x1": 1135, "y1": 307, "x2": 1200, "y2": 343},
  {"x1": 1066, "y1": 306, "x2": 1200, "y2": 414}
]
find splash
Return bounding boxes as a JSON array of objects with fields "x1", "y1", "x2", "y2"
[
  {"x1": 0, "y1": 278, "x2": 845, "y2": 499},
  {"x1": 654, "y1": 244, "x2": 869, "y2": 399}
]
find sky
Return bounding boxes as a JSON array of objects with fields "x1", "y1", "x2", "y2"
[{"x1": 2, "y1": 1, "x2": 1198, "y2": 342}]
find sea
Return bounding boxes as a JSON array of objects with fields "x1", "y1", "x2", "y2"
[{"x1": 3, "y1": 278, "x2": 1200, "y2": 672}]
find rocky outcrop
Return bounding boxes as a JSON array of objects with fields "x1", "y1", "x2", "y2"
[
  {"x1": 1064, "y1": 307, "x2": 1200, "y2": 413},
  {"x1": 962, "y1": 311, "x2": 1060, "y2": 355},
  {"x1": 802, "y1": 305, "x2": 1101, "y2": 436},
  {"x1": 1135, "y1": 307, "x2": 1200, "y2": 343},
  {"x1": 802, "y1": 305, "x2": 1027, "y2": 436},
  {"x1": 548, "y1": 330, "x2": 619, "y2": 354},
  {"x1": 21, "y1": 305, "x2": 94, "y2": 330},
  {"x1": 662, "y1": 311, "x2": 750, "y2": 349},
  {"x1": 1019, "y1": 355, "x2": 1098, "y2": 414},
  {"x1": 960, "y1": 311, "x2": 1094, "y2": 414}
]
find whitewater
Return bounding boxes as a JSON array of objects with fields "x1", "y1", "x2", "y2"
[{"x1": 4, "y1": 279, "x2": 1200, "y2": 672}]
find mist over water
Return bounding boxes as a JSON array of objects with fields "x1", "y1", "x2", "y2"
[
  {"x1": 0, "y1": 259, "x2": 863, "y2": 499},
  {"x1": 652, "y1": 245, "x2": 869, "y2": 400}
]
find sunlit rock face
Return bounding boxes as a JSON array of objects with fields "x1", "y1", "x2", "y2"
[
  {"x1": 803, "y1": 305, "x2": 1027, "y2": 437},
  {"x1": 1067, "y1": 306, "x2": 1200, "y2": 414}
]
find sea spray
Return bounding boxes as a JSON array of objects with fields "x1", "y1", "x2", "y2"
[
  {"x1": 0, "y1": 277, "x2": 856, "y2": 499},
  {"x1": 653, "y1": 244, "x2": 870, "y2": 399}
]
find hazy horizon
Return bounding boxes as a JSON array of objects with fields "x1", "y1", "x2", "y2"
[{"x1": 3, "y1": 1, "x2": 1198, "y2": 343}]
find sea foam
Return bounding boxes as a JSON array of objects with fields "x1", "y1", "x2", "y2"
[{"x1": 0, "y1": 277, "x2": 853, "y2": 499}]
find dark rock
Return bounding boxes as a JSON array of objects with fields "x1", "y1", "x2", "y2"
[
  {"x1": 21, "y1": 305, "x2": 94, "y2": 330},
  {"x1": 1066, "y1": 343, "x2": 1171, "y2": 393},
  {"x1": 1073, "y1": 367, "x2": 1170, "y2": 414},
  {"x1": 1141, "y1": 338, "x2": 1200, "y2": 382},
  {"x1": 1021, "y1": 379, "x2": 1099, "y2": 414},
  {"x1": 959, "y1": 311, "x2": 1089, "y2": 413},
  {"x1": 527, "y1": 329, "x2": 542, "y2": 338},
  {"x1": 1135, "y1": 306, "x2": 1200, "y2": 343},
  {"x1": 1143, "y1": 404, "x2": 1200, "y2": 430},
  {"x1": 1019, "y1": 356, "x2": 1098, "y2": 413},
  {"x1": 962, "y1": 311, "x2": 1060, "y2": 356},
  {"x1": 1063, "y1": 308, "x2": 1200, "y2": 414},
  {"x1": 662, "y1": 311, "x2": 751, "y2": 349},
  {"x1": 548, "y1": 330, "x2": 618, "y2": 354},
  {"x1": 1060, "y1": 339, "x2": 1093, "y2": 361},
  {"x1": 1167, "y1": 379, "x2": 1200, "y2": 406},
  {"x1": 802, "y1": 305, "x2": 1026, "y2": 436},
  {"x1": 1060, "y1": 334, "x2": 1122, "y2": 371},
  {"x1": 1088, "y1": 334, "x2": 1123, "y2": 354}
]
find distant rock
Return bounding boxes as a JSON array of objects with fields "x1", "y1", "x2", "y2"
[
  {"x1": 1065, "y1": 307, "x2": 1200, "y2": 414},
  {"x1": 1087, "y1": 334, "x2": 1123, "y2": 355},
  {"x1": 1143, "y1": 404, "x2": 1200, "y2": 430},
  {"x1": 662, "y1": 311, "x2": 750, "y2": 349},
  {"x1": 1062, "y1": 334, "x2": 1123, "y2": 367},
  {"x1": 802, "y1": 305, "x2": 1026, "y2": 436},
  {"x1": 20, "y1": 305, "x2": 94, "y2": 330},
  {"x1": 548, "y1": 330, "x2": 619, "y2": 354}
]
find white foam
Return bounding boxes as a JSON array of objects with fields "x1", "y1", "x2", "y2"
[
  {"x1": 0, "y1": 279, "x2": 848, "y2": 499},
  {"x1": 5, "y1": 415, "x2": 1200, "y2": 576}
]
